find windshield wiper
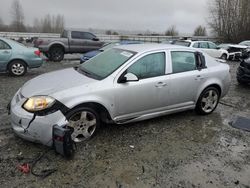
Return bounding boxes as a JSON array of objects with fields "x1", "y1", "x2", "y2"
[{"x1": 77, "y1": 67, "x2": 101, "y2": 80}]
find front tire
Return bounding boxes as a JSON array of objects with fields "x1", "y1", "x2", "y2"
[
  {"x1": 195, "y1": 87, "x2": 220, "y2": 115},
  {"x1": 221, "y1": 54, "x2": 227, "y2": 60},
  {"x1": 66, "y1": 107, "x2": 100, "y2": 142},
  {"x1": 8, "y1": 60, "x2": 27, "y2": 76}
]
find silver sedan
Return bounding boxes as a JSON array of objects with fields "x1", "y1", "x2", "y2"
[{"x1": 10, "y1": 44, "x2": 231, "y2": 146}]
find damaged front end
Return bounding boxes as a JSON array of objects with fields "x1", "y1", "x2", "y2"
[
  {"x1": 9, "y1": 89, "x2": 70, "y2": 146},
  {"x1": 237, "y1": 58, "x2": 250, "y2": 84}
]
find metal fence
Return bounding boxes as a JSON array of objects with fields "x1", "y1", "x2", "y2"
[{"x1": 0, "y1": 31, "x2": 219, "y2": 43}]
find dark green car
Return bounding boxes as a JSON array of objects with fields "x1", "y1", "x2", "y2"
[{"x1": 0, "y1": 37, "x2": 43, "y2": 76}]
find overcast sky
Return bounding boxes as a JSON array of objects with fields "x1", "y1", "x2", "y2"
[{"x1": 0, "y1": 0, "x2": 209, "y2": 34}]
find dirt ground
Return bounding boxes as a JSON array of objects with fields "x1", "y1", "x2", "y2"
[{"x1": 0, "y1": 59, "x2": 250, "y2": 188}]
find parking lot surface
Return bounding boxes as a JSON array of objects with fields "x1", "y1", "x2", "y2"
[{"x1": 0, "y1": 60, "x2": 250, "y2": 188}]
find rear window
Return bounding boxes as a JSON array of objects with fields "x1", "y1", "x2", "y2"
[{"x1": 172, "y1": 41, "x2": 191, "y2": 47}]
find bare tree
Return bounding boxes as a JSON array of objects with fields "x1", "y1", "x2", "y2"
[
  {"x1": 10, "y1": 0, "x2": 26, "y2": 32},
  {"x1": 209, "y1": 0, "x2": 250, "y2": 42},
  {"x1": 33, "y1": 14, "x2": 64, "y2": 33},
  {"x1": 165, "y1": 25, "x2": 179, "y2": 36},
  {"x1": 193, "y1": 25, "x2": 207, "y2": 36}
]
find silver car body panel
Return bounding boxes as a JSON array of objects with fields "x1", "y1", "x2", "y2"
[{"x1": 10, "y1": 44, "x2": 231, "y2": 145}]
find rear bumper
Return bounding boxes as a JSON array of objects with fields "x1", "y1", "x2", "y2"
[{"x1": 27, "y1": 58, "x2": 43, "y2": 69}]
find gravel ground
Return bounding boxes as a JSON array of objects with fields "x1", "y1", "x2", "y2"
[{"x1": 0, "y1": 59, "x2": 250, "y2": 188}]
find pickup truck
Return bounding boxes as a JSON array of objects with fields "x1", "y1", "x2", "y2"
[{"x1": 34, "y1": 29, "x2": 104, "y2": 62}]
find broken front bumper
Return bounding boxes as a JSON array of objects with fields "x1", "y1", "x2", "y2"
[{"x1": 10, "y1": 90, "x2": 68, "y2": 146}]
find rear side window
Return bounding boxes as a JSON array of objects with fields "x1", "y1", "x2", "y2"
[
  {"x1": 0, "y1": 40, "x2": 11, "y2": 50},
  {"x1": 192, "y1": 42, "x2": 199, "y2": 48},
  {"x1": 171, "y1": 51, "x2": 196, "y2": 74},
  {"x1": 127, "y1": 52, "x2": 165, "y2": 79},
  {"x1": 208, "y1": 42, "x2": 217, "y2": 49}
]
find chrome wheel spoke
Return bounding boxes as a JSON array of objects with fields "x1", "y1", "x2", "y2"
[
  {"x1": 68, "y1": 110, "x2": 97, "y2": 142},
  {"x1": 80, "y1": 112, "x2": 87, "y2": 119}
]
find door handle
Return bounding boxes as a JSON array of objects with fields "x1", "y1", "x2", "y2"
[
  {"x1": 3, "y1": 50, "x2": 10, "y2": 54},
  {"x1": 155, "y1": 82, "x2": 167, "y2": 88}
]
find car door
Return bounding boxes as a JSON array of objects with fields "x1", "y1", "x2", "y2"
[
  {"x1": 168, "y1": 51, "x2": 208, "y2": 108},
  {"x1": 82, "y1": 32, "x2": 103, "y2": 51},
  {"x1": 69, "y1": 31, "x2": 88, "y2": 53},
  {"x1": 0, "y1": 40, "x2": 12, "y2": 71},
  {"x1": 114, "y1": 51, "x2": 170, "y2": 120}
]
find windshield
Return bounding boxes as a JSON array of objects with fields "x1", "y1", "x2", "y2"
[
  {"x1": 100, "y1": 43, "x2": 118, "y2": 51},
  {"x1": 79, "y1": 48, "x2": 136, "y2": 79},
  {"x1": 172, "y1": 41, "x2": 191, "y2": 47}
]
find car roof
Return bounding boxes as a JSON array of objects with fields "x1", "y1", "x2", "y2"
[{"x1": 114, "y1": 43, "x2": 192, "y2": 53}]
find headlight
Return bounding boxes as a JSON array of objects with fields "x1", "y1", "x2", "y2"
[{"x1": 23, "y1": 96, "x2": 55, "y2": 112}]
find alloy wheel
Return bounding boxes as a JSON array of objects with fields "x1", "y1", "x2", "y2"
[{"x1": 67, "y1": 111, "x2": 97, "y2": 142}]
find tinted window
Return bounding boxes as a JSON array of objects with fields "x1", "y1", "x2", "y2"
[
  {"x1": 80, "y1": 48, "x2": 136, "y2": 79},
  {"x1": 71, "y1": 31, "x2": 81, "y2": 39},
  {"x1": 199, "y1": 42, "x2": 209, "y2": 49},
  {"x1": 82, "y1": 32, "x2": 96, "y2": 40},
  {"x1": 208, "y1": 42, "x2": 217, "y2": 49},
  {"x1": 127, "y1": 52, "x2": 165, "y2": 79},
  {"x1": 0, "y1": 40, "x2": 11, "y2": 50},
  {"x1": 171, "y1": 51, "x2": 196, "y2": 73}
]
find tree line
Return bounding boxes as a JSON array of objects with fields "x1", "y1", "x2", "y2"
[
  {"x1": 209, "y1": 0, "x2": 250, "y2": 42},
  {"x1": 0, "y1": 0, "x2": 65, "y2": 33}
]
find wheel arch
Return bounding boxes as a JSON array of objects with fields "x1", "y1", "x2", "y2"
[
  {"x1": 49, "y1": 43, "x2": 65, "y2": 53},
  {"x1": 67, "y1": 102, "x2": 113, "y2": 123},
  {"x1": 196, "y1": 83, "x2": 222, "y2": 103},
  {"x1": 7, "y1": 59, "x2": 28, "y2": 70}
]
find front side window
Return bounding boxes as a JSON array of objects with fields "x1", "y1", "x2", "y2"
[
  {"x1": 199, "y1": 42, "x2": 209, "y2": 49},
  {"x1": 171, "y1": 51, "x2": 196, "y2": 74},
  {"x1": 127, "y1": 52, "x2": 165, "y2": 79},
  {"x1": 82, "y1": 32, "x2": 96, "y2": 40},
  {"x1": 80, "y1": 48, "x2": 136, "y2": 79},
  {"x1": 0, "y1": 40, "x2": 10, "y2": 50}
]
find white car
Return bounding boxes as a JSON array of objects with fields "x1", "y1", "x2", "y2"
[
  {"x1": 9, "y1": 44, "x2": 231, "y2": 146},
  {"x1": 173, "y1": 40, "x2": 229, "y2": 60}
]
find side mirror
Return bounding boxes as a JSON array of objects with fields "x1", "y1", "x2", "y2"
[
  {"x1": 118, "y1": 73, "x2": 139, "y2": 83},
  {"x1": 93, "y1": 37, "x2": 99, "y2": 41}
]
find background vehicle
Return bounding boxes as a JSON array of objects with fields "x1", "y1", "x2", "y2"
[
  {"x1": 218, "y1": 43, "x2": 247, "y2": 60},
  {"x1": 10, "y1": 44, "x2": 230, "y2": 146},
  {"x1": 237, "y1": 57, "x2": 250, "y2": 84},
  {"x1": 173, "y1": 40, "x2": 229, "y2": 60},
  {"x1": 239, "y1": 40, "x2": 250, "y2": 47},
  {"x1": 80, "y1": 40, "x2": 141, "y2": 63},
  {"x1": 34, "y1": 29, "x2": 104, "y2": 62},
  {"x1": 0, "y1": 37, "x2": 43, "y2": 76}
]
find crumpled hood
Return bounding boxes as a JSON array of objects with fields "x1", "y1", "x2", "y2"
[{"x1": 21, "y1": 68, "x2": 96, "y2": 98}]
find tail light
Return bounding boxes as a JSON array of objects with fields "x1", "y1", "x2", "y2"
[{"x1": 34, "y1": 50, "x2": 41, "y2": 57}]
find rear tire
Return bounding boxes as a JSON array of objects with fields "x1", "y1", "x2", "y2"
[
  {"x1": 195, "y1": 87, "x2": 220, "y2": 115},
  {"x1": 8, "y1": 60, "x2": 27, "y2": 76},
  {"x1": 49, "y1": 46, "x2": 64, "y2": 62}
]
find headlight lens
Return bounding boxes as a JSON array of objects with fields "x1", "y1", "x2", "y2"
[{"x1": 23, "y1": 96, "x2": 55, "y2": 112}]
